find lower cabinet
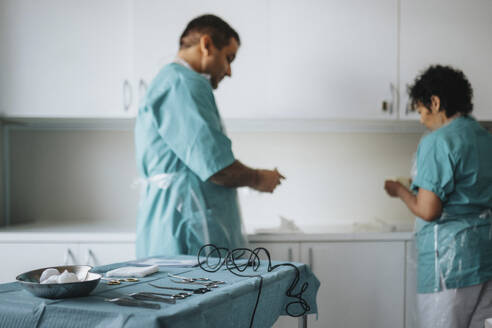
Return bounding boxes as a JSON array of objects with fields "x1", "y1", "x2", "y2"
[
  {"x1": 0, "y1": 241, "x2": 136, "y2": 283},
  {"x1": 405, "y1": 240, "x2": 418, "y2": 328},
  {"x1": 248, "y1": 242, "x2": 301, "y2": 262},
  {"x1": 80, "y1": 242, "x2": 136, "y2": 267},
  {"x1": 249, "y1": 240, "x2": 408, "y2": 328},
  {"x1": 0, "y1": 242, "x2": 79, "y2": 282},
  {"x1": 301, "y1": 241, "x2": 405, "y2": 328}
]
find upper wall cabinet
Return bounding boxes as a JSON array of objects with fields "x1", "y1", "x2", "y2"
[
  {"x1": 0, "y1": 0, "x2": 135, "y2": 118},
  {"x1": 400, "y1": 0, "x2": 492, "y2": 121},
  {"x1": 1, "y1": 1, "x2": 489, "y2": 122},
  {"x1": 267, "y1": 0, "x2": 398, "y2": 120},
  {"x1": 133, "y1": 0, "x2": 270, "y2": 119}
]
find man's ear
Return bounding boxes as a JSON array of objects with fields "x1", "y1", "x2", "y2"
[
  {"x1": 430, "y1": 95, "x2": 441, "y2": 113},
  {"x1": 199, "y1": 34, "x2": 214, "y2": 57}
]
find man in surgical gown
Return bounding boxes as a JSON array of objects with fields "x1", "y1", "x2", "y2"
[{"x1": 134, "y1": 14, "x2": 285, "y2": 258}]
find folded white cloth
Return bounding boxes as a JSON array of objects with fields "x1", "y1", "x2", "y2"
[{"x1": 105, "y1": 265, "x2": 159, "y2": 278}]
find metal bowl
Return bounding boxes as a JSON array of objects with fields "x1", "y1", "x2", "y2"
[{"x1": 16, "y1": 265, "x2": 102, "y2": 299}]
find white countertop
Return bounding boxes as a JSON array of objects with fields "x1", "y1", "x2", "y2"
[
  {"x1": 0, "y1": 221, "x2": 414, "y2": 242},
  {"x1": 248, "y1": 231, "x2": 413, "y2": 242},
  {"x1": 0, "y1": 221, "x2": 136, "y2": 242}
]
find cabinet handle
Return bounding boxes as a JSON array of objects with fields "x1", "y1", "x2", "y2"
[
  {"x1": 63, "y1": 248, "x2": 77, "y2": 265},
  {"x1": 123, "y1": 80, "x2": 133, "y2": 112},
  {"x1": 139, "y1": 79, "x2": 148, "y2": 102},
  {"x1": 85, "y1": 249, "x2": 98, "y2": 266},
  {"x1": 308, "y1": 247, "x2": 313, "y2": 271},
  {"x1": 382, "y1": 83, "x2": 396, "y2": 114},
  {"x1": 405, "y1": 101, "x2": 416, "y2": 115},
  {"x1": 288, "y1": 248, "x2": 293, "y2": 262},
  {"x1": 382, "y1": 101, "x2": 389, "y2": 112}
]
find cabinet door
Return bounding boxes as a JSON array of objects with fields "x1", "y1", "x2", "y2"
[
  {"x1": 405, "y1": 240, "x2": 418, "y2": 328},
  {"x1": 248, "y1": 241, "x2": 300, "y2": 262},
  {"x1": 80, "y1": 242, "x2": 135, "y2": 267},
  {"x1": 301, "y1": 241, "x2": 405, "y2": 328},
  {"x1": 133, "y1": 0, "x2": 269, "y2": 119},
  {"x1": 0, "y1": 0, "x2": 134, "y2": 118},
  {"x1": 268, "y1": 0, "x2": 398, "y2": 119},
  {"x1": 400, "y1": 0, "x2": 492, "y2": 121},
  {"x1": 0, "y1": 243, "x2": 79, "y2": 283}
]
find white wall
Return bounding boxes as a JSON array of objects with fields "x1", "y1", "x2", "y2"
[
  {"x1": 234, "y1": 132, "x2": 420, "y2": 231},
  {"x1": 8, "y1": 129, "x2": 421, "y2": 232}
]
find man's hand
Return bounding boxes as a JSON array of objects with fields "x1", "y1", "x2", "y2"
[
  {"x1": 253, "y1": 168, "x2": 286, "y2": 193},
  {"x1": 210, "y1": 161, "x2": 285, "y2": 193}
]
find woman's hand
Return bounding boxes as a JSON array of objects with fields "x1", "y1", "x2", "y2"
[
  {"x1": 384, "y1": 180, "x2": 442, "y2": 221},
  {"x1": 384, "y1": 180, "x2": 405, "y2": 197}
]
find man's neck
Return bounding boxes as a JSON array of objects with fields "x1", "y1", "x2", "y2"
[{"x1": 177, "y1": 48, "x2": 202, "y2": 73}]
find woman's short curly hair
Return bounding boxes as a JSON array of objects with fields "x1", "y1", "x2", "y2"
[{"x1": 408, "y1": 65, "x2": 474, "y2": 117}]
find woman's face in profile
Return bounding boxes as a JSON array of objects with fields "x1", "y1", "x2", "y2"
[{"x1": 416, "y1": 97, "x2": 446, "y2": 131}]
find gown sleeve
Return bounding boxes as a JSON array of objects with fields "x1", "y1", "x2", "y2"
[
  {"x1": 411, "y1": 134, "x2": 455, "y2": 202},
  {"x1": 150, "y1": 75, "x2": 235, "y2": 181}
]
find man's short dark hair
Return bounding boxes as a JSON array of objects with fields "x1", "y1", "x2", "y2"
[
  {"x1": 179, "y1": 14, "x2": 240, "y2": 50},
  {"x1": 408, "y1": 65, "x2": 473, "y2": 117}
]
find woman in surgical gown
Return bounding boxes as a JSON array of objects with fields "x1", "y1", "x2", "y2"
[{"x1": 385, "y1": 65, "x2": 492, "y2": 328}]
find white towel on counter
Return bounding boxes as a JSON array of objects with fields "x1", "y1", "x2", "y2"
[{"x1": 105, "y1": 265, "x2": 159, "y2": 278}]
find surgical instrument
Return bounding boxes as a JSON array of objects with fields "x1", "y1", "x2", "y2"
[
  {"x1": 148, "y1": 283, "x2": 211, "y2": 294},
  {"x1": 105, "y1": 297, "x2": 160, "y2": 309},
  {"x1": 129, "y1": 292, "x2": 176, "y2": 304}
]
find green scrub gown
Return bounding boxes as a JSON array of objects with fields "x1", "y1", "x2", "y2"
[
  {"x1": 134, "y1": 62, "x2": 247, "y2": 258},
  {"x1": 411, "y1": 116, "x2": 492, "y2": 293}
]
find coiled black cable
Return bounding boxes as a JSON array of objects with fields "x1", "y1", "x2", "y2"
[{"x1": 197, "y1": 244, "x2": 310, "y2": 328}]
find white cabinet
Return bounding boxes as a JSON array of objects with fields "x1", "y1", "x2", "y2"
[
  {"x1": 0, "y1": 242, "x2": 79, "y2": 282},
  {"x1": 405, "y1": 240, "x2": 418, "y2": 328},
  {"x1": 248, "y1": 241, "x2": 300, "y2": 262},
  {"x1": 3, "y1": 1, "x2": 489, "y2": 122},
  {"x1": 80, "y1": 242, "x2": 136, "y2": 267},
  {"x1": 301, "y1": 241, "x2": 405, "y2": 328},
  {"x1": 0, "y1": 0, "x2": 135, "y2": 118},
  {"x1": 132, "y1": 0, "x2": 270, "y2": 119},
  {"x1": 134, "y1": 0, "x2": 399, "y2": 120},
  {"x1": 268, "y1": 0, "x2": 398, "y2": 120},
  {"x1": 0, "y1": 240, "x2": 136, "y2": 283},
  {"x1": 399, "y1": 0, "x2": 492, "y2": 121}
]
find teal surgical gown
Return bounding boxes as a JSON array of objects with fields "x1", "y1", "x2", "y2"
[
  {"x1": 411, "y1": 116, "x2": 492, "y2": 293},
  {"x1": 134, "y1": 62, "x2": 247, "y2": 258}
]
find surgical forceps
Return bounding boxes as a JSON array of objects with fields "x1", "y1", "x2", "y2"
[
  {"x1": 148, "y1": 283, "x2": 211, "y2": 294},
  {"x1": 105, "y1": 297, "x2": 160, "y2": 309},
  {"x1": 101, "y1": 277, "x2": 140, "y2": 285},
  {"x1": 167, "y1": 273, "x2": 225, "y2": 287},
  {"x1": 128, "y1": 292, "x2": 176, "y2": 304},
  {"x1": 131, "y1": 291, "x2": 191, "y2": 299}
]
